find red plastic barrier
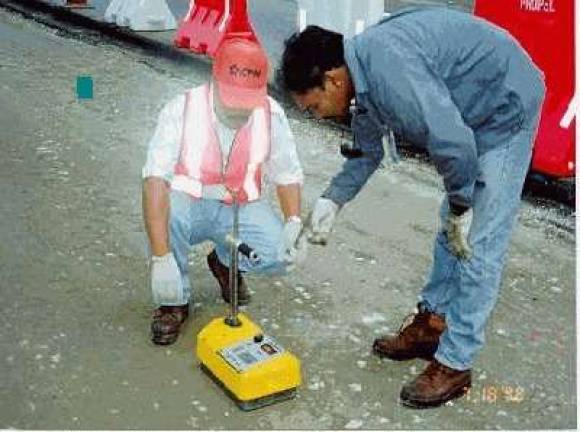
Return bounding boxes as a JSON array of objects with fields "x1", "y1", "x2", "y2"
[
  {"x1": 474, "y1": 0, "x2": 576, "y2": 179},
  {"x1": 65, "y1": 0, "x2": 90, "y2": 8},
  {"x1": 175, "y1": 0, "x2": 257, "y2": 57}
]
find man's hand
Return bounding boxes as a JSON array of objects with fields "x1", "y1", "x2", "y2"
[
  {"x1": 445, "y1": 204, "x2": 473, "y2": 260},
  {"x1": 308, "y1": 197, "x2": 340, "y2": 245},
  {"x1": 280, "y1": 216, "x2": 308, "y2": 270},
  {"x1": 151, "y1": 253, "x2": 183, "y2": 305}
]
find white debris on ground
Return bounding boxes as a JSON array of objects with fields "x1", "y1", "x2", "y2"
[
  {"x1": 361, "y1": 312, "x2": 387, "y2": 325},
  {"x1": 307, "y1": 377, "x2": 325, "y2": 391},
  {"x1": 348, "y1": 383, "x2": 362, "y2": 392},
  {"x1": 356, "y1": 360, "x2": 367, "y2": 369},
  {"x1": 344, "y1": 419, "x2": 364, "y2": 429}
]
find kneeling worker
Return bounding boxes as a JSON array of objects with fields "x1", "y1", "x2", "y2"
[{"x1": 143, "y1": 38, "x2": 306, "y2": 345}]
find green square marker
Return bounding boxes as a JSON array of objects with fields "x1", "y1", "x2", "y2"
[{"x1": 76, "y1": 76, "x2": 93, "y2": 100}]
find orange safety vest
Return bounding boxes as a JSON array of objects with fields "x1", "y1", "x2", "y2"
[{"x1": 171, "y1": 84, "x2": 271, "y2": 204}]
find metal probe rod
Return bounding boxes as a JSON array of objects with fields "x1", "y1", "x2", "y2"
[{"x1": 226, "y1": 197, "x2": 241, "y2": 326}]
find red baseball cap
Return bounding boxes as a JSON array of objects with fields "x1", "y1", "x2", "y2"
[{"x1": 212, "y1": 38, "x2": 269, "y2": 110}]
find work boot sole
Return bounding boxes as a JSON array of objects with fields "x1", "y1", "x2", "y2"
[
  {"x1": 372, "y1": 341, "x2": 437, "y2": 362},
  {"x1": 151, "y1": 331, "x2": 179, "y2": 345},
  {"x1": 400, "y1": 381, "x2": 471, "y2": 409}
]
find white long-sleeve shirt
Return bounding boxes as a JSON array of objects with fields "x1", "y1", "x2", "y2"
[{"x1": 142, "y1": 90, "x2": 304, "y2": 190}]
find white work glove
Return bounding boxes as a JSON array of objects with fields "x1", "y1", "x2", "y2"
[
  {"x1": 445, "y1": 205, "x2": 473, "y2": 260},
  {"x1": 279, "y1": 216, "x2": 308, "y2": 271},
  {"x1": 150, "y1": 252, "x2": 183, "y2": 305},
  {"x1": 307, "y1": 197, "x2": 340, "y2": 245}
]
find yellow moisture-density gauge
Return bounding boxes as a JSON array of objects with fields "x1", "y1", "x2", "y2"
[{"x1": 197, "y1": 312, "x2": 301, "y2": 411}]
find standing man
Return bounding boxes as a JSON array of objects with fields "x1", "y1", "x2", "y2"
[
  {"x1": 280, "y1": 7, "x2": 544, "y2": 408},
  {"x1": 143, "y1": 38, "x2": 306, "y2": 346}
]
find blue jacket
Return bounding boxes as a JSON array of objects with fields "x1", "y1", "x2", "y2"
[{"x1": 323, "y1": 7, "x2": 545, "y2": 208}]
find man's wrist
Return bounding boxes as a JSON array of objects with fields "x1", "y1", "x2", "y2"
[
  {"x1": 320, "y1": 194, "x2": 342, "y2": 209},
  {"x1": 150, "y1": 242, "x2": 170, "y2": 257},
  {"x1": 151, "y1": 252, "x2": 173, "y2": 262}
]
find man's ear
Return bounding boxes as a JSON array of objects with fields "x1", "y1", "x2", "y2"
[{"x1": 323, "y1": 68, "x2": 343, "y2": 89}]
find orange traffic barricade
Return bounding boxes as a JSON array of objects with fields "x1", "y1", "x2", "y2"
[
  {"x1": 65, "y1": 0, "x2": 91, "y2": 8},
  {"x1": 175, "y1": 0, "x2": 257, "y2": 57}
]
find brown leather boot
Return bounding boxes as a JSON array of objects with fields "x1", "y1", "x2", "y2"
[
  {"x1": 207, "y1": 250, "x2": 250, "y2": 305},
  {"x1": 400, "y1": 359, "x2": 471, "y2": 408},
  {"x1": 150, "y1": 304, "x2": 189, "y2": 345},
  {"x1": 372, "y1": 309, "x2": 446, "y2": 361}
]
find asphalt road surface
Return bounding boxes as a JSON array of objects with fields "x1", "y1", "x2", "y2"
[{"x1": 0, "y1": 6, "x2": 575, "y2": 429}]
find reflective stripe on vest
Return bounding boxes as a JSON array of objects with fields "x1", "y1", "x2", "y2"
[{"x1": 171, "y1": 84, "x2": 271, "y2": 203}]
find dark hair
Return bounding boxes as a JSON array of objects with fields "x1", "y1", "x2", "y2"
[{"x1": 279, "y1": 25, "x2": 345, "y2": 94}]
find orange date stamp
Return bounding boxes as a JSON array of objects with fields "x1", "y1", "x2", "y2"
[{"x1": 465, "y1": 384, "x2": 526, "y2": 403}]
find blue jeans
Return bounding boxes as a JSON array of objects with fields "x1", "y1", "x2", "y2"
[
  {"x1": 420, "y1": 107, "x2": 543, "y2": 370},
  {"x1": 165, "y1": 192, "x2": 285, "y2": 306}
]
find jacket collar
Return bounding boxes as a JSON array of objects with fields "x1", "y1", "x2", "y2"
[{"x1": 343, "y1": 38, "x2": 368, "y2": 97}]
